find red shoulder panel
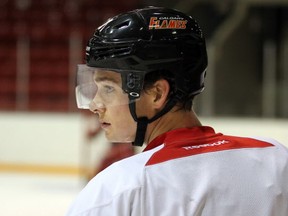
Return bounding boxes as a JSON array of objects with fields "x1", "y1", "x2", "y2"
[{"x1": 145, "y1": 135, "x2": 274, "y2": 166}]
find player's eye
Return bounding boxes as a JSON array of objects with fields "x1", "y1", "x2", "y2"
[{"x1": 104, "y1": 85, "x2": 114, "y2": 93}]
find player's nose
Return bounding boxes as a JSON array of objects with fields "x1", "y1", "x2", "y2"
[{"x1": 89, "y1": 101, "x2": 105, "y2": 114}]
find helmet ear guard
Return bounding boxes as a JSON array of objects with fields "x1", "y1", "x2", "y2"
[{"x1": 121, "y1": 71, "x2": 145, "y2": 99}]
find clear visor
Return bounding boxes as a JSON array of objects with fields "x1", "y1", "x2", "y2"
[{"x1": 75, "y1": 64, "x2": 139, "y2": 110}]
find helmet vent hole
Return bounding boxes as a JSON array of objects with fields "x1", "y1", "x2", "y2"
[{"x1": 115, "y1": 21, "x2": 130, "y2": 30}]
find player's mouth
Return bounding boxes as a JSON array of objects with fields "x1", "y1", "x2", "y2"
[{"x1": 100, "y1": 122, "x2": 111, "y2": 129}]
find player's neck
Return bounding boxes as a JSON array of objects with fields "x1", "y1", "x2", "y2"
[{"x1": 145, "y1": 108, "x2": 202, "y2": 144}]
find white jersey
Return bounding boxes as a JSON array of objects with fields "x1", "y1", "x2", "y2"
[{"x1": 66, "y1": 127, "x2": 288, "y2": 216}]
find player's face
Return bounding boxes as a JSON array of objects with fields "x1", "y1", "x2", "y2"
[{"x1": 89, "y1": 70, "x2": 137, "y2": 143}]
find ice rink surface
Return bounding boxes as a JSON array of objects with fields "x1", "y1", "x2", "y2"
[{"x1": 0, "y1": 173, "x2": 83, "y2": 216}]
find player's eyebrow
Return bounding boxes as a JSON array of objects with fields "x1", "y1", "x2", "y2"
[
  {"x1": 95, "y1": 76, "x2": 117, "y2": 83},
  {"x1": 94, "y1": 75, "x2": 121, "y2": 84}
]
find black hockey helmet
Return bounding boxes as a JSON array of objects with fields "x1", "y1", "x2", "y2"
[
  {"x1": 85, "y1": 6, "x2": 207, "y2": 98},
  {"x1": 77, "y1": 6, "x2": 208, "y2": 146}
]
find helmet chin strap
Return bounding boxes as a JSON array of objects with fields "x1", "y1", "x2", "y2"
[{"x1": 128, "y1": 95, "x2": 178, "y2": 146}]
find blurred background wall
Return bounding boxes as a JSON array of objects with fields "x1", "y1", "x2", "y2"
[{"x1": 0, "y1": 0, "x2": 287, "y2": 176}]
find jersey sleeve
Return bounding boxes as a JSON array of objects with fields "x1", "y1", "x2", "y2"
[
  {"x1": 65, "y1": 153, "x2": 149, "y2": 216},
  {"x1": 66, "y1": 184, "x2": 142, "y2": 216}
]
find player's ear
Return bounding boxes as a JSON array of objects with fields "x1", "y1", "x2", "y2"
[{"x1": 151, "y1": 79, "x2": 170, "y2": 109}]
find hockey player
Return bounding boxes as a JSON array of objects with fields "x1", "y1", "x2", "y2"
[{"x1": 66, "y1": 6, "x2": 288, "y2": 216}]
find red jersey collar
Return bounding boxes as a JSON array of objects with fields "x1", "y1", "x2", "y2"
[{"x1": 144, "y1": 126, "x2": 220, "y2": 151}]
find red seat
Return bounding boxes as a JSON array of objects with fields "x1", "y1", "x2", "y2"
[{"x1": 0, "y1": 0, "x2": 140, "y2": 112}]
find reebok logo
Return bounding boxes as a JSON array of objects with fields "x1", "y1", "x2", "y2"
[{"x1": 182, "y1": 140, "x2": 229, "y2": 150}]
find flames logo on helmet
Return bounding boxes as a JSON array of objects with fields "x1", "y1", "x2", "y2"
[{"x1": 149, "y1": 17, "x2": 187, "y2": 29}]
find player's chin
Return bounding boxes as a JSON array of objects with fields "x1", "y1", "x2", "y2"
[{"x1": 105, "y1": 132, "x2": 134, "y2": 143}]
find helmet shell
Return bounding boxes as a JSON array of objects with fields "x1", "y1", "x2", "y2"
[{"x1": 86, "y1": 6, "x2": 207, "y2": 98}]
